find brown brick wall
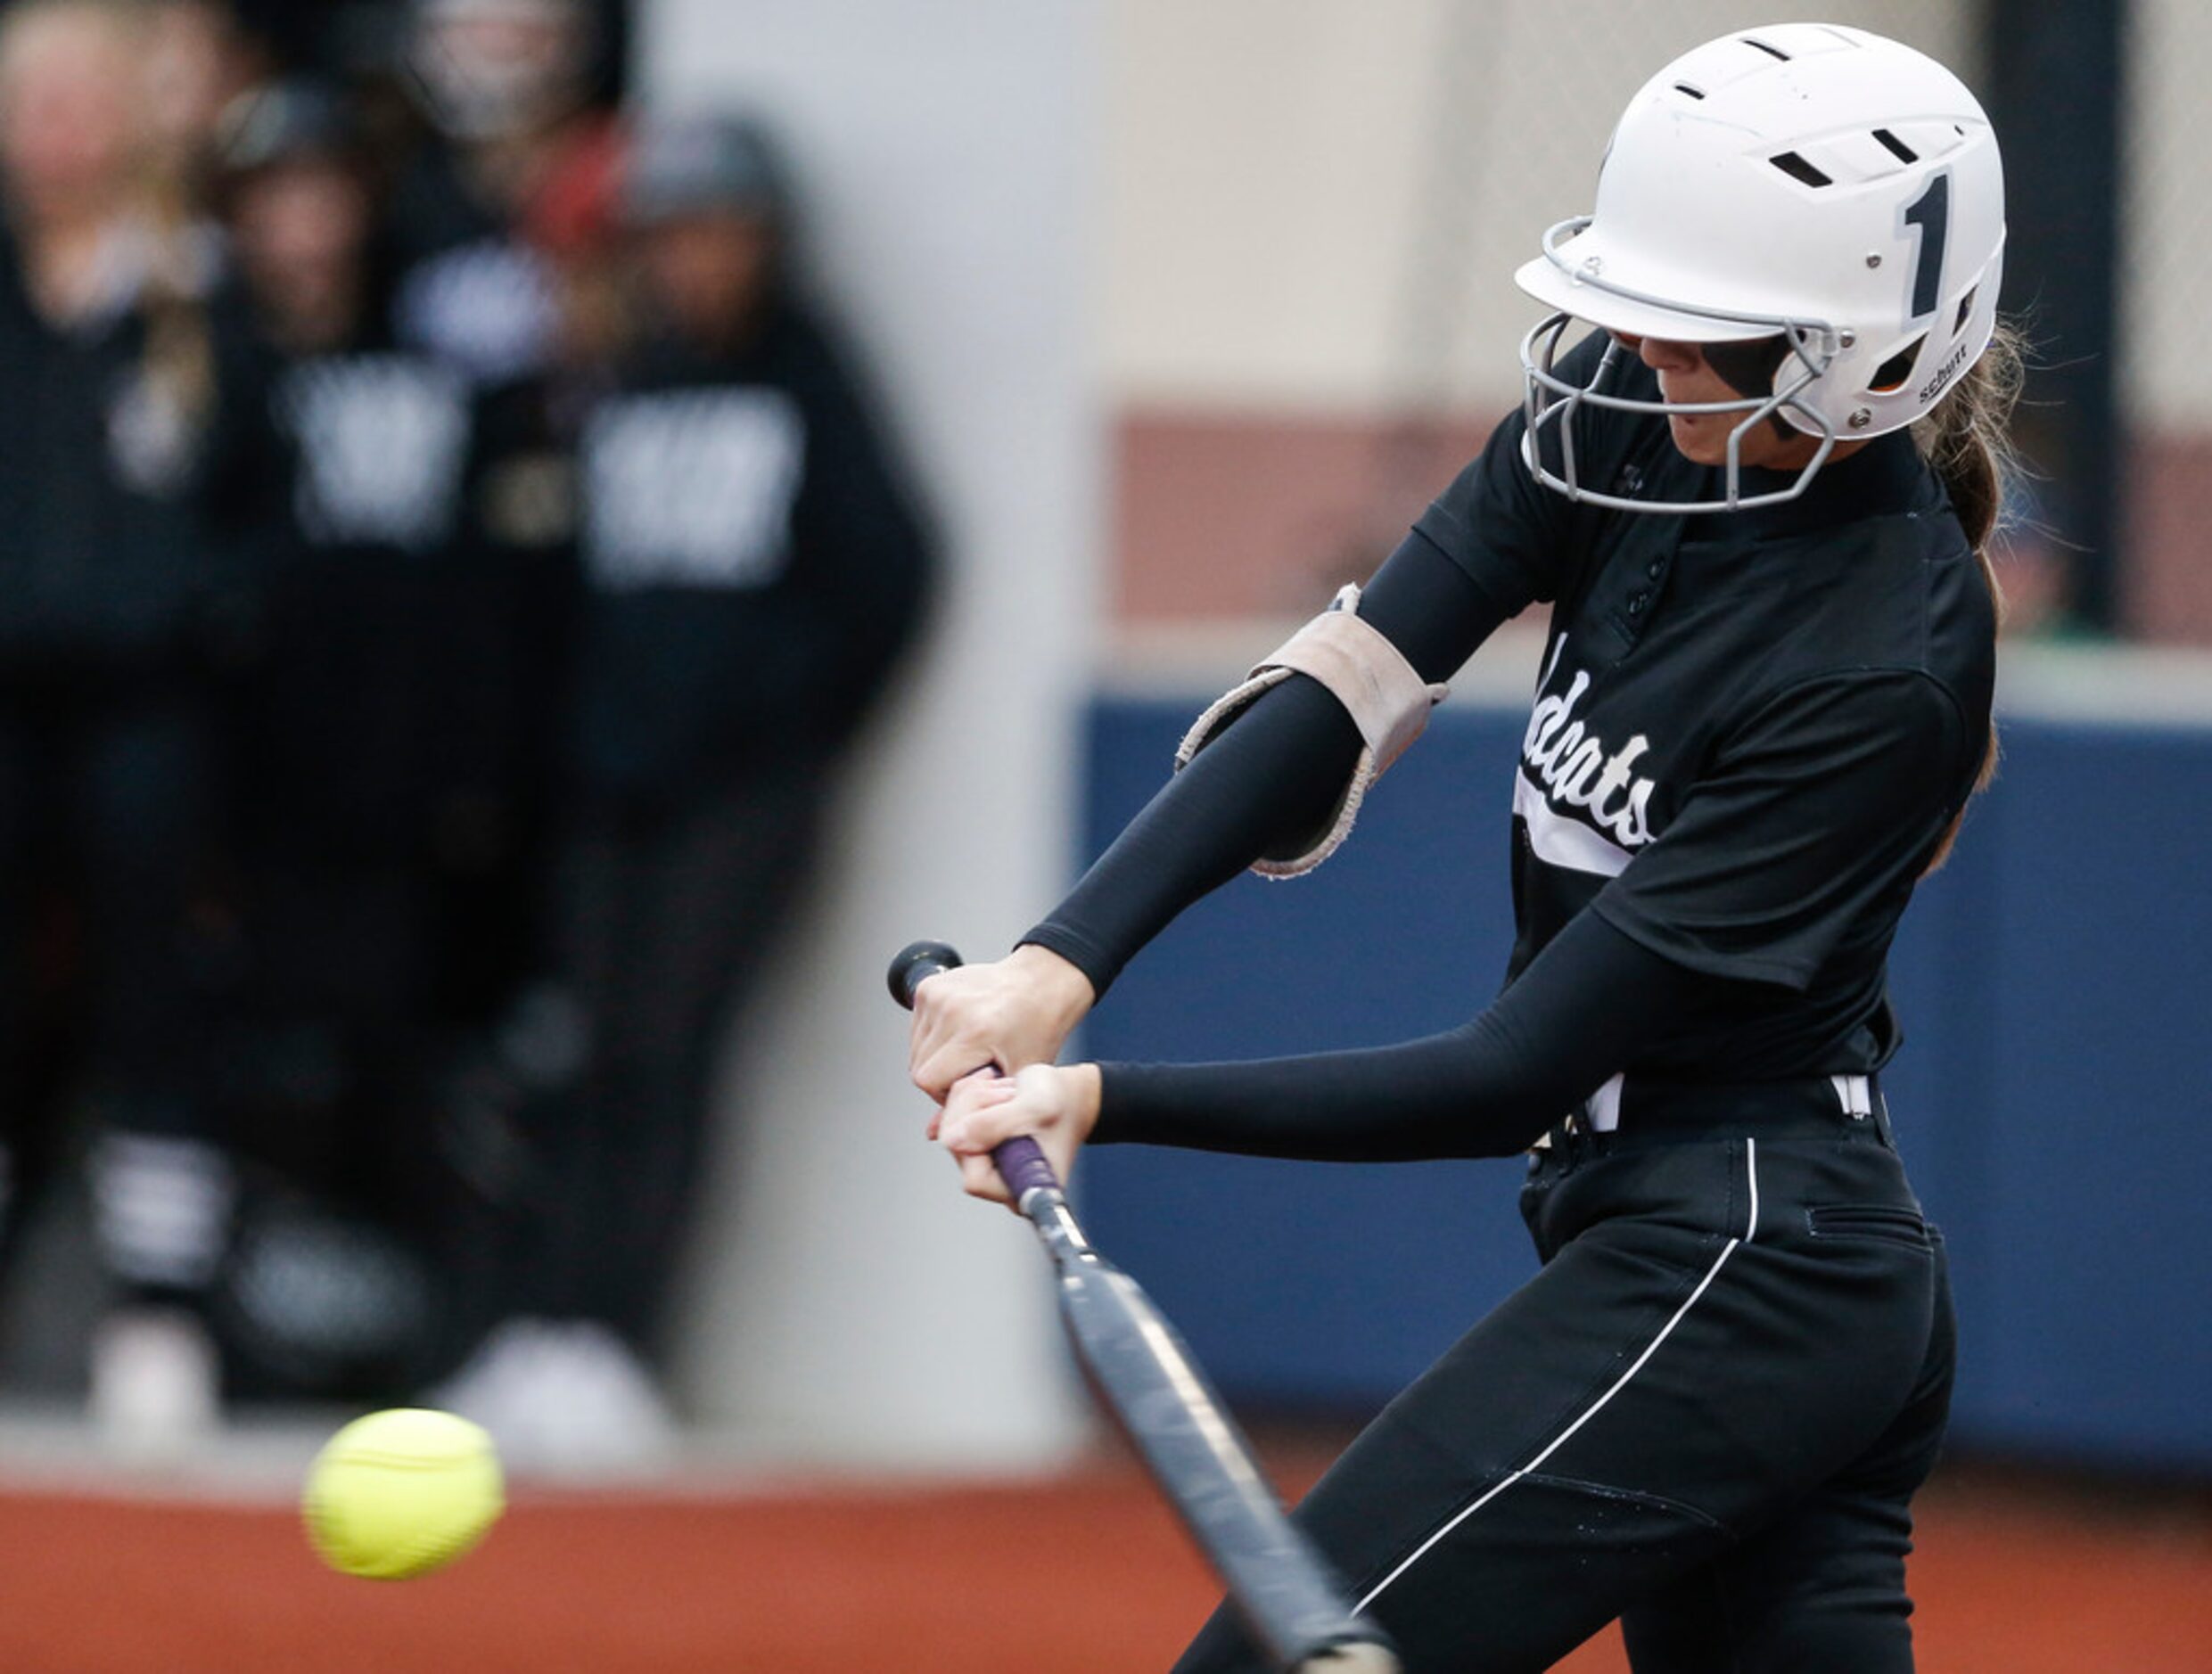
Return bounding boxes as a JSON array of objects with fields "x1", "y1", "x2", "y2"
[
  {"x1": 1114, "y1": 410, "x2": 2212, "y2": 644},
  {"x1": 2124, "y1": 435, "x2": 2212, "y2": 644},
  {"x1": 1113, "y1": 409, "x2": 1492, "y2": 621}
]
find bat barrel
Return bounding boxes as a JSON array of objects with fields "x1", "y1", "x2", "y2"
[{"x1": 1061, "y1": 1267, "x2": 1397, "y2": 1670}]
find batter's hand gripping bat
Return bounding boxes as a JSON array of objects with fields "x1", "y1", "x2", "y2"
[{"x1": 890, "y1": 940, "x2": 1400, "y2": 1674}]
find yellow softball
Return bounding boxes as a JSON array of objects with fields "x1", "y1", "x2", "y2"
[{"x1": 302, "y1": 1408, "x2": 505, "y2": 1580}]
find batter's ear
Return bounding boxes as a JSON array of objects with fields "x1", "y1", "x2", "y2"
[{"x1": 1176, "y1": 585, "x2": 1449, "y2": 879}]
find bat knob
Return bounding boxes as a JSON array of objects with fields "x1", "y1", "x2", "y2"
[
  {"x1": 887, "y1": 940, "x2": 964, "y2": 1010},
  {"x1": 1297, "y1": 1645, "x2": 1402, "y2": 1674}
]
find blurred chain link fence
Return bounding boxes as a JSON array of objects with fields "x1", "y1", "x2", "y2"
[
  {"x1": 1382, "y1": 0, "x2": 2212, "y2": 642},
  {"x1": 1387, "y1": 0, "x2": 1981, "y2": 417},
  {"x1": 1110, "y1": 0, "x2": 2208, "y2": 639},
  {"x1": 1362, "y1": 3, "x2": 1987, "y2": 571}
]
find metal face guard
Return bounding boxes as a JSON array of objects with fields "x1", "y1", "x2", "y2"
[{"x1": 1517, "y1": 217, "x2": 1846, "y2": 515}]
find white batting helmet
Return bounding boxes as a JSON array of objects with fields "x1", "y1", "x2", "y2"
[{"x1": 1515, "y1": 23, "x2": 2007, "y2": 513}]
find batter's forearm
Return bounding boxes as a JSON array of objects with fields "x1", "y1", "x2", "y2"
[
  {"x1": 1021, "y1": 533, "x2": 1509, "y2": 997},
  {"x1": 1089, "y1": 912, "x2": 1715, "y2": 1162},
  {"x1": 1020, "y1": 675, "x2": 1360, "y2": 995}
]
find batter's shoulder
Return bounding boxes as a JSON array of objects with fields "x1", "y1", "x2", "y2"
[
  {"x1": 1756, "y1": 494, "x2": 1988, "y2": 674},
  {"x1": 1729, "y1": 508, "x2": 1995, "y2": 804}
]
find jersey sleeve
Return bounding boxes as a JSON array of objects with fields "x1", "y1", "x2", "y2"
[
  {"x1": 1591, "y1": 669, "x2": 1972, "y2": 991},
  {"x1": 1412, "y1": 327, "x2": 1610, "y2": 612}
]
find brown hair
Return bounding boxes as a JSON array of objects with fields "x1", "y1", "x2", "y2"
[{"x1": 1912, "y1": 319, "x2": 2024, "y2": 870}]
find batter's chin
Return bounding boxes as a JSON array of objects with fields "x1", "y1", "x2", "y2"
[{"x1": 1665, "y1": 414, "x2": 1730, "y2": 466}]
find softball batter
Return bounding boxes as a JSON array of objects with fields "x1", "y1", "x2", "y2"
[{"x1": 911, "y1": 25, "x2": 2011, "y2": 1671}]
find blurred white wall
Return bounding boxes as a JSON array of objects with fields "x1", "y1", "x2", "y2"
[
  {"x1": 638, "y1": 0, "x2": 1098, "y2": 1468},
  {"x1": 1105, "y1": 0, "x2": 1977, "y2": 414}
]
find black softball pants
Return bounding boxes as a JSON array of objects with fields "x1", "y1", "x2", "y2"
[
  {"x1": 1175, "y1": 1087, "x2": 1954, "y2": 1673},
  {"x1": 0, "y1": 688, "x2": 228, "y2": 1298},
  {"x1": 0, "y1": 689, "x2": 218, "y2": 1123}
]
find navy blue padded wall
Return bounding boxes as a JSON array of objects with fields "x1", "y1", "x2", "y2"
[
  {"x1": 1968, "y1": 727, "x2": 2212, "y2": 1470},
  {"x1": 1075, "y1": 701, "x2": 1539, "y2": 1408},
  {"x1": 1075, "y1": 696, "x2": 2212, "y2": 1472}
]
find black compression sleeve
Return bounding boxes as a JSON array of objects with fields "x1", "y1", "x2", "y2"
[
  {"x1": 1092, "y1": 910, "x2": 1715, "y2": 1161},
  {"x1": 1021, "y1": 530, "x2": 1509, "y2": 995}
]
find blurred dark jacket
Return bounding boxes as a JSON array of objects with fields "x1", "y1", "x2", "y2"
[
  {"x1": 248, "y1": 299, "x2": 521, "y2": 866},
  {"x1": 495, "y1": 301, "x2": 932, "y2": 813},
  {"x1": 0, "y1": 225, "x2": 281, "y2": 685}
]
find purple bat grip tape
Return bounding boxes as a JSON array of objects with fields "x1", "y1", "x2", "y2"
[{"x1": 991, "y1": 1135, "x2": 1061, "y2": 1201}]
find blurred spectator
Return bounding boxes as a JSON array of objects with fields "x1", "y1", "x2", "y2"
[
  {"x1": 0, "y1": 0, "x2": 278, "y2": 1447},
  {"x1": 434, "y1": 112, "x2": 933, "y2": 1467},
  {"x1": 388, "y1": 0, "x2": 618, "y2": 385},
  {"x1": 218, "y1": 82, "x2": 393, "y2": 357},
  {"x1": 215, "y1": 0, "x2": 626, "y2": 103},
  {"x1": 226, "y1": 1, "x2": 407, "y2": 84},
  {"x1": 209, "y1": 78, "x2": 545, "y2": 1399},
  {"x1": 144, "y1": 0, "x2": 265, "y2": 193}
]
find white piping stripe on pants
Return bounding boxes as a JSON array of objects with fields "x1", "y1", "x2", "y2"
[
  {"x1": 1745, "y1": 1134, "x2": 1759, "y2": 1242},
  {"x1": 1354, "y1": 1137, "x2": 1761, "y2": 1616}
]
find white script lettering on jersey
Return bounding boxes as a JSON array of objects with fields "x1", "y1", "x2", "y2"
[
  {"x1": 1515, "y1": 637, "x2": 1657, "y2": 877},
  {"x1": 582, "y1": 390, "x2": 805, "y2": 592},
  {"x1": 282, "y1": 356, "x2": 471, "y2": 552}
]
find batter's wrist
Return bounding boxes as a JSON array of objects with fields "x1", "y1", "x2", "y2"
[
  {"x1": 1065, "y1": 1062, "x2": 1104, "y2": 1143},
  {"x1": 1006, "y1": 941, "x2": 1097, "y2": 1036}
]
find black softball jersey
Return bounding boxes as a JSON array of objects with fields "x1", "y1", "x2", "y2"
[{"x1": 1024, "y1": 328, "x2": 1994, "y2": 1161}]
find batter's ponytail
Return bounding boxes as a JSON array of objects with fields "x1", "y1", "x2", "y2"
[{"x1": 1913, "y1": 319, "x2": 2024, "y2": 870}]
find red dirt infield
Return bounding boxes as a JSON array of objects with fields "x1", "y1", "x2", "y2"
[{"x1": 0, "y1": 1448, "x2": 2204, "y2": 1670}]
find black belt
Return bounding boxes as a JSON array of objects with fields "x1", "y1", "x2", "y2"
[{"x1": 1533, "y1": 1071, "x2": 1894, "y2": 1158}]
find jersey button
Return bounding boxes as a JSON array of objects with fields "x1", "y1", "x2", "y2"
[
  {"x1": 1627, "y1": 590, "x2": 1648, "y2": 613},
  {"x1": 1646, "y1": 559, "x2": 1665, "y2": 579}
]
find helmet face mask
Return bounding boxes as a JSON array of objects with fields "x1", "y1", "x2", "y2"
[
  {"x1": 1514, "y1": 24, "x2": 2006, "y2": 515},
  {"x1": 1519, "y1": 217, "x2": 1846, "y2": 514}
]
